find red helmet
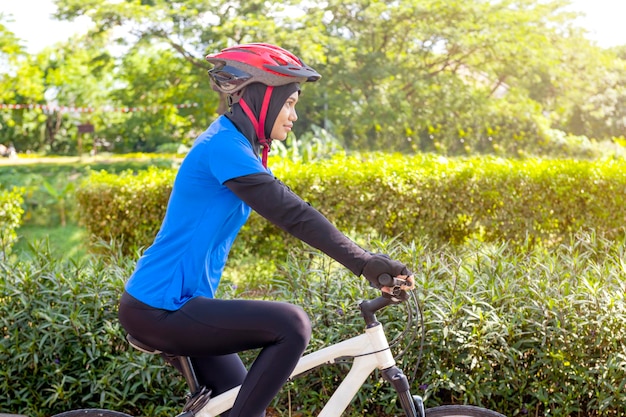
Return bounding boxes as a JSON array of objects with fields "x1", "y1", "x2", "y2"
[{"x1": 206, "y1": 43, "x2": 321, "y2": 94}]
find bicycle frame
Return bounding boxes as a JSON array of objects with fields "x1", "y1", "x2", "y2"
[{"x1": 195, "y1": 296, "x2": 422, "y2": 417}]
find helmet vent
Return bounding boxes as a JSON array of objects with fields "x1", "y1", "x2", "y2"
[{"x1": 271, "y1": 54, "x2": 288, "y2": 66}]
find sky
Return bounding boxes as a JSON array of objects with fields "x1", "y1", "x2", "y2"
[{"x1": 1, "y1": 0, "x2": 626, "y2": 53}]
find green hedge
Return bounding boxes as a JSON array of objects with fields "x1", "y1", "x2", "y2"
[
  {"x1": 0, "y1": 186, "x2": 25, "y2": 256},
  {"x1": 0, "y1": 245, "x2": 186, "y2": 417},
  {"x1": 276, "y1": 234, "x2": 626, "y2": 417},
  {"x1": 75, "y1": 167, "x2": 176, "y2": 252},
  {"x1": 273, "y1": 154, "x2": 626, "y2": 245},
  {"x1": 2, "y1": 235, "x2": 625, "y2": 417},
  {"x1": 75, "y1": 154, "x2": 626, "y2": 256}
]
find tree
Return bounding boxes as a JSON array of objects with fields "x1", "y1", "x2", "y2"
[
  {"x1": 0, "y1": 17, "x2": 47, "y2": 151},
  {"x1": 562, "y1": 47, "x2": 626, "y2": 140},
  {"x1": 289, "y1": 0, "x2": 582, "y2": 153},
  {"x1": 106, "y1": 45, "x2": 215, "y2": 152},
  {"x1": 4, "y1": 0, "x2": 623, "y2": 156},
  {"x1": 54, "y1": 0, "x2": 301, "y2": 147}
]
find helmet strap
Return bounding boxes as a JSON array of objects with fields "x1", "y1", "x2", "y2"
[
  {"x1": 227, "y1": 90, "x2": 244, "y2": 107},
  {"x1": 238, "y1": 86, "x2": 274, "y2": 168}
]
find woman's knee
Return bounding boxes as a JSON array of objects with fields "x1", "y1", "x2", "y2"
[{"x1": 282, "y1": 304, "x2": 312, "y2": 347}]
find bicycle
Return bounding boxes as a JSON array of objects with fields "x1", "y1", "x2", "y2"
[{"x1": 52, "y1": 275, "x2": 506, "y2": 417}]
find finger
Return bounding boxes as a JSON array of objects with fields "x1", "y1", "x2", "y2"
[
  {"x1": 396, "y1": 274, "x2": 415, "y2": 290},
  {"x1": 381, "y1": 286, "x2": 394, "y2": 295},
  {"x1": 381, "y1": 285, "x2": 407, "y2": 296}
]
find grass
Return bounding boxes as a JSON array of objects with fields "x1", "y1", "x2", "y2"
[{"x1": 13, "y1": 222, "x2": 89, "y2": 260}]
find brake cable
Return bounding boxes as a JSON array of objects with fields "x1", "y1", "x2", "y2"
[{"x1": 388, "y1": 291, "x2": 426, "y2": 385}]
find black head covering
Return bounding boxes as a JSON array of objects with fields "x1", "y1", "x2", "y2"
[{"x1": 225, "y1": 82, "x2": 301, "y2": 157}]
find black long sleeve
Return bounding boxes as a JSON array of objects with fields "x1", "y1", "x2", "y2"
[{"x1": 225, "y1": 172, "x2": 370, "y2": 276}]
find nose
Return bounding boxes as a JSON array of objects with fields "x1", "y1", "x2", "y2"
[{"x1": 289, "y1": 108, "x2": 298, "y2": 121}]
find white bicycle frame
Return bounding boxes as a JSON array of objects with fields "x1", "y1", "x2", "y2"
[
  {"x1": 55, "y1": 291, "x2": 504, "y2": 417},
  {"x1": 196, "y1": 320, "x2": 396, "y2": 417}
]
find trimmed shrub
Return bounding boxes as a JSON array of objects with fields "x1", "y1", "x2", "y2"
[
  {"x1": 75, "y1": 167, "x2": 176, "y2": 253},
  {"x1": 0, "y1": 186, "x2": 25, "y2": 256},
  {"x1": 75, "y1": 154, "x2": 626, "y2": 257},
  {"x1": 410, "y1": 233, "x2": 626, "y2": 417},
  {"x1": 273, "y1": 154, "x2": 626, "y2": 246},
  {"x1": 2, "y1": 235, "x2": 625, "y2": 417},
  {"x1": 0, "y1": 244, "x2": 186, "y2": 417}
]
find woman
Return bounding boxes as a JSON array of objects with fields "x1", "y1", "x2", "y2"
[{"x1": 118, "y1": 43, "x2": 413, "y2": 417}]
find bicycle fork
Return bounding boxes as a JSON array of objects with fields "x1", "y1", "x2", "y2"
[
  {"x1": 381, "y1": 366, "x2": 425, "y2": 417},
  {"x1": 360, "y1": 297, "x2": 425, "y2": 417}
]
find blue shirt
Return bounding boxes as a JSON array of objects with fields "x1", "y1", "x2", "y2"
[{"x1": 125, "y1": 116, "x2": 267, "y2": 310}]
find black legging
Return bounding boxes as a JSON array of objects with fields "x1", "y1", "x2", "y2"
[{"x1": 118, "y1": 291, "x2": 312, "y2": 417}]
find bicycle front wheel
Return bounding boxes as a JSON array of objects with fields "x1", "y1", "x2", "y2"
[
  {"x1": 52, "y1": 409, "x2": 133, "y2": 417},
  {"x1": 425, "y1": 405, "x2": 506, "y2": 417}
]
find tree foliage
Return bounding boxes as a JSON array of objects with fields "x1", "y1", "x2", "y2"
[
  {"x1": 0, "y1": 0, "x2": 624, "y2": 155},
  {"x1": 0, "y1": 17, "x2": 45, "y2": 151}
]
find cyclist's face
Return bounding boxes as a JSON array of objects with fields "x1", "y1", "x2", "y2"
[{"x1": 270, "y1": 91, "x2": 299, "y2": 141}]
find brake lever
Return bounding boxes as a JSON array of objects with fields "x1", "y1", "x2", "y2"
[
  {"x1": 382, "y1": 290, "x2": 409, "y2": 304},
  {"x1": 378, "y1": 273, "x2": 413, "y2": 297}
]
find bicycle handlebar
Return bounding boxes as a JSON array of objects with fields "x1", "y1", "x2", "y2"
[
  {"x1": 359, "y1": 296, "x2": 390, "y2": 327},
  {"x1": 359, "y1": 273, "x2": 414, "y2": 326},
  {"x1": 359, "y1": 292, "x2": 401, "y2": 327},
  {"x1": 377, "y1": 273, "x2": 407, "y2": 294}
]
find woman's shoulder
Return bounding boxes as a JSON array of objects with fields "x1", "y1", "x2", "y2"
[{"x1": 194, "y1": 116, "x2": 248, "y2": 149}]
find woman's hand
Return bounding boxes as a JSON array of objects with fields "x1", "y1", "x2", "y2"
[
  {"x1": 362, "y1": 253, "x2": 412, "y2": 289},
  {"x1": 381, "y1": 274, "x2": 415, "y2": 295}
]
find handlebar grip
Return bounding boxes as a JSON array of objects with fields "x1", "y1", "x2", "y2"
[
  {"x1": 378, "y1": 273, "x2": 395, "y2": 287},
  {"x1": 378, "y1": 273, "x2": 409, "y2": 297}
]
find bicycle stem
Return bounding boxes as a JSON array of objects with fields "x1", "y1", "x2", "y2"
[{"x1": 359, "y1": 294, "x2": 394, "y2": 327}]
